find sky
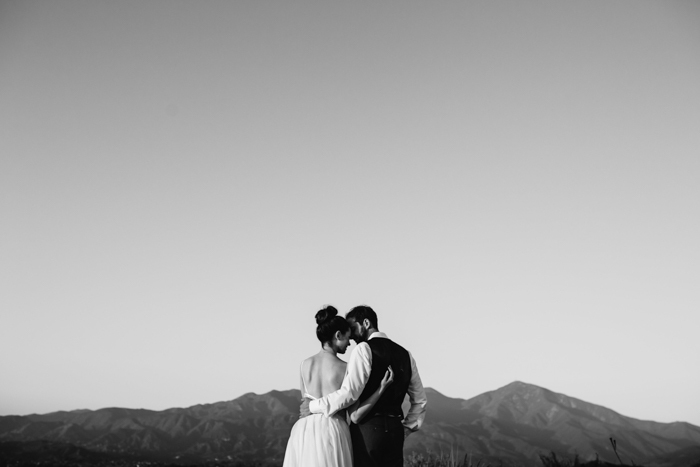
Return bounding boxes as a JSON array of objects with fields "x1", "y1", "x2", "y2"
[{"x1": 1, "y1": 0, "x2": 699, "y2": 427}]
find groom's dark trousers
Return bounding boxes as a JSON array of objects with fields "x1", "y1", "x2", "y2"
[
  {"x1": 350, "y1": 337, "x2": 412, "y2": 467},
  {"x1": 350, "y1": 416, "x2": 404, "y2": 467}
]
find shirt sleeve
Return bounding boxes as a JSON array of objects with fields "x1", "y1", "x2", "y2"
[
  {"x1": 402, "y1": 351, "x2": 427, "y2": 431},
  {"x1": 309, "y1": 342, "x2": 372, "y2": 417}
]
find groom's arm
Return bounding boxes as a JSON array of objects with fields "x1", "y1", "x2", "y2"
[
  {"x1": 402, "y1": 351, "x2": 427, "y2": 432},
  {"x1": 309, "y1": 342, "x2": 372, "y2": 417}
]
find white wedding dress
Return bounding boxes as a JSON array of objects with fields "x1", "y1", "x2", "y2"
[{"x1": 282, "y1": 364, "x2": 353, "y2": 467}]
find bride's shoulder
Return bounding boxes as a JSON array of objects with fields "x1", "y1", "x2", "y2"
[
  {"x1": 302, "y1": 355, "x2": 317, "y2": 365},
  {"x1": 335, "y1": 355, "x2": 347, "y2": 366},
  {"x1": 300, "y1": 355, "x2": 317, "y2": 371},
  {"x1": 330, "y1": 356, "x2": 346, "y2": 376}
]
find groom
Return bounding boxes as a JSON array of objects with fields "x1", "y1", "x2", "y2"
[{"x1": 300, "y1": 305, "x2": 427, "y2": 467}]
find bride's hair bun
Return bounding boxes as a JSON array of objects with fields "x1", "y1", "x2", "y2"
[
  {"x1": 315, "y1": 305, "x2": 350, "y2": 345},
  {"x1": 315, "y1": 305, "x2": 338, "y2": 325}
]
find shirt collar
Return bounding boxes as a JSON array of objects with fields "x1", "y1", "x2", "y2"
[{"x1": 368, "y1": 331, "x2": 388, "y2": 340}]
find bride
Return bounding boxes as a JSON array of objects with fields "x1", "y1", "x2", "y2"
[{"x1": 282, "y1": 306, "x2": 393, "y2": 467}]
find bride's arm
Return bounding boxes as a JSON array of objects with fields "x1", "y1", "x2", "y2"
[{"x1": 348, "y1": 366, "x2": 394, "y2": 424}]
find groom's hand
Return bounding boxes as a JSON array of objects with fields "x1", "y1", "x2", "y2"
[
  {"x1": 403, "y1": 426, "x2": 413, "y2": 440},
  {"x1": 299, "y1": 398, "x2": 312, "y2": 419}
]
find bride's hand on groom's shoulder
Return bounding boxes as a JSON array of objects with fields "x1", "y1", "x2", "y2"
[
  {"x1": 380, "y1": 366, "x2": 394, "y2": 391},
  {"x1": 299, "y1": 398, "x2": 312, "y2": 419}
]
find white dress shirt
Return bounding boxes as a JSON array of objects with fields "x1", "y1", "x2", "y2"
[{"x1": 308, "y1": 331, "x2": 428, "y2": 431}]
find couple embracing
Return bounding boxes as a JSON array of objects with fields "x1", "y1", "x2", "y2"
[{"x1": 283, "y1": 305, "x2": 428, "y2": 467}]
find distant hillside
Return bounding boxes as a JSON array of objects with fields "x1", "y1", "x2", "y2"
[
  {"x1": 1, "y1": 382, "x2": 699, "y2": 467},
  {"x1": 407, "y1": 382, "x2": 700, "y2": 467}
]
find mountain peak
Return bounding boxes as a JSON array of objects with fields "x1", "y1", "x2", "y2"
[
  {"x1": 463, "y1": 381, "x2": 643, "y2": 431},
  {"x1": 497, "y1": 380, "x2": 546, "y2": 393}
]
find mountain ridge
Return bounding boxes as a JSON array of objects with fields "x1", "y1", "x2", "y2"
[
  {"x1": 1, "y1": 381, "x2": 698, "y2": 467},
  {"x1": 417, "y1": 382, "x2": 700, "y2": 466}
]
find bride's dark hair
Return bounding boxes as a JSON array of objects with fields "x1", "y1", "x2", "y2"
[{"x1": 315, "y1": 305, "x2": 350, "y2": 344}]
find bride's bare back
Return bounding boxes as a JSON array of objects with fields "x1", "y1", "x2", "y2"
[{"x1": 301, "y1": 352, "x2": 346, "y2": 399}]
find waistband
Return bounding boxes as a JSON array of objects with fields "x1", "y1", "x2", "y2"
[{"x1": 370, "y1": 413, "x2": 403, "y2": 418}]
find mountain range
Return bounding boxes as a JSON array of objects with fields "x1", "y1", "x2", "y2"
[{"x1": 1, "y1": 381, "x2": 699, "y2": 466}]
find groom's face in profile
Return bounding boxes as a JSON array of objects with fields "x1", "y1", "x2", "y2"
[{"x1": 347, "y1": 318, "x2": 368, "y2": 343}]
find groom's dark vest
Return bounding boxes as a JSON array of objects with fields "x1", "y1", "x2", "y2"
[{"x1": 357, "y1": 336, "x2": 412, "y2": 422}]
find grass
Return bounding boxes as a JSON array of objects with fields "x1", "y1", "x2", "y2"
[
  {"x1": 405, "y1": 451, "x2": 492, "y2": 467},
  {"x1": 405, "y1": 450, "x2": 640, "y2": 467},
  {"x1": 539, "y1": 451, "x2": 581, "y2": 467}
]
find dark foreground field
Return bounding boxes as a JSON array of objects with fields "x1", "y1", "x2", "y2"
[{"x1": 4, "y1": 448, "x2": 696, "y2": 467}]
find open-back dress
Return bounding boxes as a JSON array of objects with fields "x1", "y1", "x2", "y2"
[{"x1": 282, "y1": 361, "x2": 353, "y2": 467}]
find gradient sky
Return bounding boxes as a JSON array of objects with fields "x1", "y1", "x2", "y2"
[{"x1": 1, "y1": 1, "x2": 699, "y2": 426}]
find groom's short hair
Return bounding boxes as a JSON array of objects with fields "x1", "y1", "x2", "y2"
[{"x1": 347, "y1": 305, "x2": 378, "y2": 330}]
